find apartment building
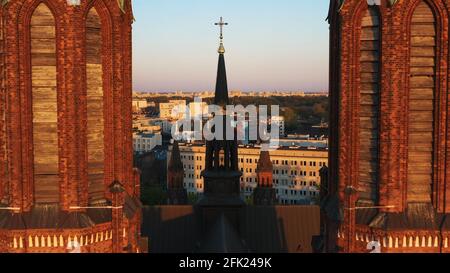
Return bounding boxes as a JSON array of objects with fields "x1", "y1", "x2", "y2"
[
  {"x1": 167, "y1": 143, "x2": 328, "y2": 205},
  {"x1": 133, "y1": 133, "x2": 163, "y2": 154},
  {"x1": 132, "y1": 98, "x2": 148, "y2": 113},
  {"x1": 159, "y1": 100, "x2": 187, "y2": 120}
]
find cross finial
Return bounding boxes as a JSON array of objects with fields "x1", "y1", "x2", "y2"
[{"x1": 215, "y1": 17, "x2": 228, "y2": 54}]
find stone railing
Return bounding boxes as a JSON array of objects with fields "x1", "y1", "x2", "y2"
[
  {"x1": 337, "y1": 226, "x2": 447, "y2": 252},
  {"x1": 3, "y1": 226, "x2": 128, "y2": 253}
]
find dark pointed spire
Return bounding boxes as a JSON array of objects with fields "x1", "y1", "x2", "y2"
[
  {"x1": 167, "y1": 141, "x2": 187, "y2": 205},
  {"x1": 199, "y1": 17, "x2": 243, "y2": 209},
  {"x1": 168, "y1": 141, "x2": 183, "y2": 172},
  {"x1": 256, "y1": 150, "x2": 273, "y2": 173},
  {"x1": 214, "y1": 54, "x2": 229, "y2": 106}
]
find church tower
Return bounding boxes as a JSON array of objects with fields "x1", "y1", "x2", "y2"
[
  {"x1": 253, "y1": 150, "x2": 277, "y2": 205},
  {"x1": 0, "y1": 0, "x2": 143, "y2": 253},
  {"x1": 322, "y1": 0, "x2": 450, "y2": 253},
  {"x1": 199, "y1": 17, "x2": 244, "y2": 231},
  {"x1": 167, "y1": 141, "x2": 188, "y2": 205}
]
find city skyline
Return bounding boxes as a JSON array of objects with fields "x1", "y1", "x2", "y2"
[{"x1": 132, "y1": 0, "x2": 330, "y2": 93}]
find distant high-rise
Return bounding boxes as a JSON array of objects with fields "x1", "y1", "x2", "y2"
[
  {"x1": 0, "y1": 0, "x2": 143, "y2": 253},
  {"x1": 322, "y1": 0, "x2": 450, "y2": 253}
]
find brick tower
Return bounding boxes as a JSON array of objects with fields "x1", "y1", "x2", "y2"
[
  {"x1": 0, "y1": 0, "x2": 143, "y2": 253},
  {"x1": 322, "y1": 0, "x2": 450, "y2": 253},
  {"x1": 253, "y1": 150, "x2": 277, "y2": 205},
  {"x1": 167, "y1": 141, "x2": 188, "y2": 205}
]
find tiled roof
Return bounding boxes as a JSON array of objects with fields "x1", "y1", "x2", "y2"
[{"x1": 141, "y1": 205, "x2": 320, "y2": 253}]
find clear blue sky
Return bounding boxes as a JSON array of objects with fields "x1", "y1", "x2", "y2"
[{"x1": 132, "y1": 0, "x2": 330, "y2": 93}]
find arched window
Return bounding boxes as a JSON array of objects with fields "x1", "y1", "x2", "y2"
[
  {"x1": 0, "y1": 11, "x2": 6, "y2": 202},
  {"x1": 86, "y1": 8, "x2": 105, "y2": 203},
  {"x1": 359, "y1": 7, "x2": 380, "y2": 203},
  {"x1": 31, "y1": 3, "x2": 59, "y2": 204},
  {"x1": 407, "y1": 2, "x2": 436, "y2": 203}
]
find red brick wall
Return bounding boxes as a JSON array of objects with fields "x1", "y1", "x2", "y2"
[
  {"x1": 257, "y1": 171, "x2": 273, "y2": 188},
  {"x1": 0, "y1": 7, "x2": 5, "y2": 203},
  {"x1": 2, "y1": 0, "x2": 134, "y2": 210},
  {"x1": 0, "y1": 0, "x2": 140, "y2": 253},
  {"x1": 326, "y1": 0, "x2": 450, "y2": 253}
]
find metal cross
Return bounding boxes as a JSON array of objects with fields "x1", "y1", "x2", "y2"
[{"x1": 215, "y1": 17, "x2": 228, "y2": 40}]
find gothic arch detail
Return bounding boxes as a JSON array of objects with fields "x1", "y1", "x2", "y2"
[
  {"x1": 86, "y1": 7, "x2": 105, "y2": 203},
  {"x1": 358, "y1": 6, "x2": 381, "y2": 204},
  {"x1": 31, "y1": 2, "x2": 59, "y2": 204},
  {"x1": 407, "y1": 1, "x2": 436, "y2": 203}
]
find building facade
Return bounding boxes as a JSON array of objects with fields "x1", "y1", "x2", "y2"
[
  {"x1": 168, "y1": 144, "x2": 327, "y2": 205},
  {"x1": 159, "y1": 100, "x2": 186, "y2": 120},
  {"x1": 132, "y1": 98, "x2": 148, "y2": 113},
  {"x1": 322, "y1": 0, "x2": 450, "y2": 253},
  {"x1": 0, "y1": 0, "x2": 143, "y2": 253},
  {"x1": 133, "y1": 132, "x2": 162, "y2": 154}
]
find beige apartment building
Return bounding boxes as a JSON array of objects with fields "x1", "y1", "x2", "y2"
[
  {"x1": 168, "y1": 143, "x2": 328, "y2": 205},
  {"x1": 132, "y1": 98, "x2": 148, "y2": 113},
  {"x1": 159, "y1": 100, "x2": 187, "y2": 119}
]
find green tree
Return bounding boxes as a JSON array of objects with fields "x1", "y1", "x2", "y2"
[
  {"x1": 313, "y1": 103, "x2": 327, "y2": 120},
  {"x1": 284, "y1": 107, "x2": 300, "y2": 133}
]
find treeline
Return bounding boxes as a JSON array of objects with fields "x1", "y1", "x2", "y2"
[
  {"x1": 228, "y1": 96, "x2": 329, "y2": 134},
  {"x1": 145, "y1": 95, "x2": 329, "y2": 135}
]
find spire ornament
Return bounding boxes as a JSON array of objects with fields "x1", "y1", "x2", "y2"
[{"x1": 215, "y1": 17, "x2": 228, "y2": 54}]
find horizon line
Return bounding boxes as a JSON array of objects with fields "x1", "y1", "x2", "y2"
[{"x1": 133, "y1": 90, "x2": 329, "y2": 94}]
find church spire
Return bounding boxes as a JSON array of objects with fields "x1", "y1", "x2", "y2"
[
  {"x1": 256, "y1": 151, "x2": 274, "y2": 185},
  {"x1": 168, "y1": 140, "x2": 183, "y2": 172},
  {"x1": 214, "y1": 17, "x2": 229, "y2": 106},
  {"x1": 253, "y1": 150, "x2": 277, "y2": 205},
  {"x1": 199, "y1": 17, "x2": 243, "y2": 212},
  {"x1": 167, "y1": 141, "x2": 187, "y2": 205}
]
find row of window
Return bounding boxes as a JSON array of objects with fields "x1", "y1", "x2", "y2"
[
  {"x1": 179, "y1": 154, "x2": 327, "y2": 168},
  {"x1": 183, "y1": 168, "x2": 318, "y2": 179},
  {"x1": 240, "y1": 158, "x2": 260, "y2": 164},
  {"x1": 274, "y1": 180, "x2": 318, "y2": 187},
  {"x1": 134, "y1": 138, "x2": 153, "y2": 143},
  {"x1": 240, "y1": 187, "x2": 318, "y2": 196},
  {"x1": 280, "y1": 199, "x2": 315, "y2": 205},
  {"x1": 134, "y1": 144, "x2": 152, "y2": 150},
  {"x1": 277, "y1": 189, "x2": 318, "y2": 196}
]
